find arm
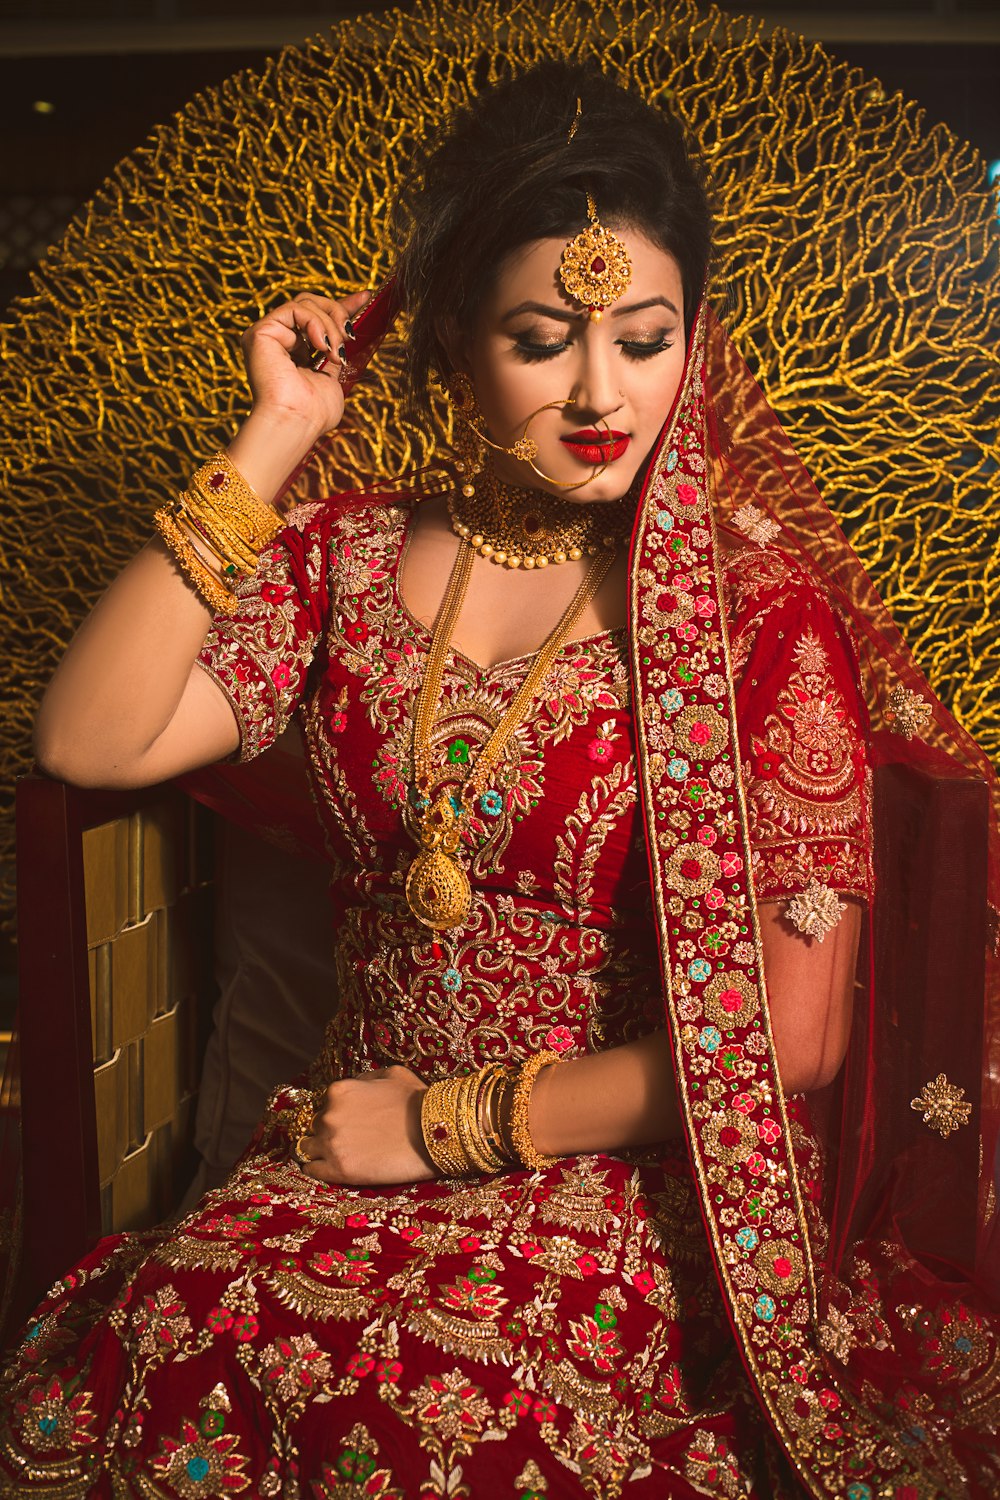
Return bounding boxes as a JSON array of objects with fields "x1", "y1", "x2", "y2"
[
  {"x1": 528, "y1": 897, "x2": 861, "y2": 1156},
  {"x1": 299, "y1": 896, "x2": 861, "y2": 1185},
  {"x1": 33, "y1": 291, "x2": 368, "y2": 789}
]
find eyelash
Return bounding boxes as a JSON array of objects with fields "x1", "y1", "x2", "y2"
[{"x1": 513, "y1": 335, "x2": 675, "y2": 364}]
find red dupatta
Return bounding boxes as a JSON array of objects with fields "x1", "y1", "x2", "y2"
[{"x1": 629, "y1": 302, "x2": 999, "y2": 1496}]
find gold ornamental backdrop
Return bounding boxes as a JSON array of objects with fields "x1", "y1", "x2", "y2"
[{"x1": 0, "y1": 0, "x2": 997, "y2": 933}]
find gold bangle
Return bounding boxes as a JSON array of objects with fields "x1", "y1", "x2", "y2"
[
  {"x1": 508, "y1": 1050, "x2": 561, "y2": 1170},
  {"x1": 181, "y1": 497, "x2": 261, "y2": 573},
  {"x1": 188, "y1": 452, "x2": 284, "y2": 551},
  {"x1": 154, "y1": 505, "x2": 239, "y2": 615},
  {"x1": 421, "y1": 1075, "x2": 471, "y2": 1177},
  {"x1": 479, "y1": 1065, "x2": 513, "y2": 1164},
  {"x1": 455, "y1": 1070, "x2": 505, "y2": 1173}
]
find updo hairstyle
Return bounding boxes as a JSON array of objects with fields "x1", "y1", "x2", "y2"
[{"x1": 394, "y1": 59, "x2": 713, "y2": 415}]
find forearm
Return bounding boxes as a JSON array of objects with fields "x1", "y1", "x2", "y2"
[
  {"x1": 34, "y1": 410, "x2": 316, "y2": 785},
  {"x1": 528, "y1": 1028, "x2": 682, "y2": 1158}
]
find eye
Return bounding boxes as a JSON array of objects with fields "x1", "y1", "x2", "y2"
[
  {"x1": 512, "y1": 338, "x2": 569, "y2": 363},
  {"x1": 619, "y1": 335, "x2": 676, "y2": 360}
]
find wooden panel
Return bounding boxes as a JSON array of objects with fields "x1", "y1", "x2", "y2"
[
  {"x1": 89, "y1": 943, "x2": 112, "y2": 1066},
  {"x1": 93, "y1": 1050, "x2": 127, "y2": 1187},
  {"x1": 111, "y1": 1134, "x2": 155, "y2": 1233},
  {"x1": 82, "y1": 819, "x2": 129, "y2": 947},
  {"x1": 144, "y1": 1006, "x2": 181, "y2": 1135},
  {"x1": 110, "y1": 913, "x2": 156, "y2": 1050},
  {"x1": 136, "y1": 800, "x2": 183, "y2": 918}
]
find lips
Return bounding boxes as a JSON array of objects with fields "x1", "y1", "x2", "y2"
[{"x1": 560, "y1": 429, "x2": 630, "y2": 465}]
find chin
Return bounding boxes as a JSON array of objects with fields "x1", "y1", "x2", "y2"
[{"x1": 538, "y1": 466, "x2": 644, "y2": 504}]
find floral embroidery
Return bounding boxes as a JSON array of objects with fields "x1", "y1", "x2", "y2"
[
  {"x1": 910, "y1": 1073, "x2": 973, "y2": 1137},
  {"x1": 786, "y1": 877, "x2": 848, "y2": 942},
  {"x1": 730, "y1": 503, "x2": 781, "y2": 549},
  {"x1": 887, "y1": 682, "x2": 933, "y2": 740}
]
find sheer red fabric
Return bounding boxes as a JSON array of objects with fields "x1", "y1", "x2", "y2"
[{"x1": 693, "y1": 307, "x2": 1000, "y2": 1489}]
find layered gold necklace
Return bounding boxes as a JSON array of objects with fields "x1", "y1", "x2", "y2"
[
  {"x1": 448, "y1": 467, "x2": 631, "y2": 569},
  {"x1": 405, "y1": 496, "x2": 617, "y2": 930}
]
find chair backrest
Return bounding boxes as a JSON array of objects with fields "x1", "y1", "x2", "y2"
[{"x1": 15, "y1": 776, "x2": 213, "y2": 1312}]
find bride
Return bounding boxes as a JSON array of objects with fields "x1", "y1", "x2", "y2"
[{"x1": 1, "y1": 58, "x2": 996, "y2": 1500}]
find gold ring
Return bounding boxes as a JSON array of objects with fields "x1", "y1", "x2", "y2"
[{"x1": 293, "y1": 1133, "x2": 313, "y2": 1166}]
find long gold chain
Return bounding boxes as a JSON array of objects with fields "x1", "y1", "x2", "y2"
[{"x1": 405, "y1": 535, "x2": 614, "y2": 930}]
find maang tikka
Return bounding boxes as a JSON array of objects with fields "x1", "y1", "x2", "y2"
[{"x1": 559, "y1": 99, "x2": 633, "y2": 321}]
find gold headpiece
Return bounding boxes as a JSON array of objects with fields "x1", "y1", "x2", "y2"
[{"x1": 558, "y1": 192, "x2": 632, "y2": 322}]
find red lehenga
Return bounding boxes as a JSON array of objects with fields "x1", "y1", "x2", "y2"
[{"x1": 1, "y1": 301, "x2": 997, "y2": 1499}]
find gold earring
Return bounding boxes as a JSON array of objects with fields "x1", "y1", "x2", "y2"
[
  {"x1": 447, "y1": 373, "x2": 486, "y2": 497},
  {"x1": 449, "y1": 374, "x2": 540, "y2": 492}
]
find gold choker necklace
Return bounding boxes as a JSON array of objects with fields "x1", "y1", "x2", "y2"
[{"x1": 448, "y1": 471, "x2": 632, "y2": 570}]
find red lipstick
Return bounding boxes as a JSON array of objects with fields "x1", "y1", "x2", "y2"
[{"x1": 560, "y1": 428, "x2": 630, "y2": 465}]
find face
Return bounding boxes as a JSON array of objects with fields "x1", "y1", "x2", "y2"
[{"x1": 459, "y1": 228, "x2": 686, "y2": 502}]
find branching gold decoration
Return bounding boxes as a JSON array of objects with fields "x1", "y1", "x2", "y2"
[
  {"x1": 1, "y1": 0, "x2": 997, "y2": 933},
  {"x1": 910, "y1": 1073, "x2": 973, "y2": 1138}
]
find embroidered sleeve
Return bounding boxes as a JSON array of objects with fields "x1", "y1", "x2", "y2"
[
  {"x1": 726, "y1": 551, "x2": 873, "y2": 935},
  {"x1": 196, "y1": 504, "x2": 333, "y2": 762}
]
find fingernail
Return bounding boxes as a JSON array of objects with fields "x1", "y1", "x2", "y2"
[
  {"x1": 344, "y1": 318, "x2": 355, "y2": 338},
  {"x1": 313, "y1": 354, "x2": 329, "y2": 372},
  {"x1": 337, "y1": 344, "x2": 346, "y2": 360},
  {"x1": 324, "y1": 334, "x2": 333, "y2": 350}
]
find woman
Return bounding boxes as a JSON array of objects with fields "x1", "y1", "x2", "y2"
[{"x1": 1, "y1": 60, "x2": 997, "y2": 1499}]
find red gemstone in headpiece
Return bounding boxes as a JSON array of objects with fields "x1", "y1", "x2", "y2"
[{"x1": 590, "y1": 255, "x2": 606, "y2": 274}]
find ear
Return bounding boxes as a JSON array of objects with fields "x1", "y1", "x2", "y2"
[{"x1": 434, "y1": 314, "x2": 471, "y2": 380}]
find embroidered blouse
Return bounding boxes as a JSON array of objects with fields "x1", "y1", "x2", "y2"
[{"x1": 196, "y1": 501, "x2": 873, "y2": 1082}]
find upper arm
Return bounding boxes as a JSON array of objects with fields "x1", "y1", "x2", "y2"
[
  {"x1": 189, "y1": 508, "x2": 332, "y2": 764},
  {"x1": 758, "y1": 897, "x2": 861, "y2": 1093},
  {"x1": 726, "y1": 547, "x2": 873, "y2": 1091},
  {"x1": 123, "y1": 506, "x2": 333, "y2": 787}
]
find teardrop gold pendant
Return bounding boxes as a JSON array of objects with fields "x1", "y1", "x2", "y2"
[{"x1": 405, "y1": 848, "x2": 472, "y2": 930}]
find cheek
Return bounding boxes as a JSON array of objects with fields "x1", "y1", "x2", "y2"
[
  {"x1": 475, "y1": 359, "x2": 563, "y2": 432},
  {"x1": 638, "y1": 351, "x2": 686, "y2": 426}
]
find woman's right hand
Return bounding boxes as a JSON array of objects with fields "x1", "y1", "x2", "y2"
[{"x1": 240, "y1": 288, "x2": 373, "y2": 441}]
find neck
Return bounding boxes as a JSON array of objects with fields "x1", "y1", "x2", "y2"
[{"x1": 449, "y1": 465, "x2": 634, "y2": 570}]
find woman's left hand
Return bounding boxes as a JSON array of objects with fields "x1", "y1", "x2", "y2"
[{"x1": 296, "y1": 1066, "x2": 437, "y2": 1186}]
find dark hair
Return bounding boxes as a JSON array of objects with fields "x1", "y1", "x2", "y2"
[{"x1": 393, "y1": 60, "x2": 713, "y2": 413}]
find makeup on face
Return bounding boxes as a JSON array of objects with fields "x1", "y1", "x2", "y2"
[
  {"x1": 560, "y1": 429, "x2": 631, "y2": 465},
  {"x1": 466, "y1": 229, "x2": 687, "y2": 501}
]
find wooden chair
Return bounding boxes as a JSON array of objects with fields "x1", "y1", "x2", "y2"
[{"x1": 13, "y1": 776, "x2": 214, "y2": 1324}]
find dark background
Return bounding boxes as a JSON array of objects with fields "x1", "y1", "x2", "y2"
[
  {"x1": 1, "y1": 0, "x2": 998, "y2": 1018},
  {"x1": 1, "y1": 1, "x2": 998, "y2": 314}
]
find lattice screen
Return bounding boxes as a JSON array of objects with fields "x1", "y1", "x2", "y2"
[{"x1": 1, "y1": 0, "x2": 997, "y2": 933}]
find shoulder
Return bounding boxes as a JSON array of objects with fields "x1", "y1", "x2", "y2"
[
  {"x1": 720, "y1": 533, "x2": 861, "y2": 687},
  {"x1": 256, "y1": 497, "x2": 411, "y2": 589}
]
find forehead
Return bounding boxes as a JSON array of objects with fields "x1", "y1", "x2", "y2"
[{"x1": 488, "y1": 228, "x2": 684, "y2": 312}]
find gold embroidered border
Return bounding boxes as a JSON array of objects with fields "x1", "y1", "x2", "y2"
[{"x1": 627, "y1": 307, "x2": 945, "y2": 1498}]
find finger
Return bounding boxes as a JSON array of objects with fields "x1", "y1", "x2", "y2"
[
  {"x1": 297, "y1": 287, "x2": 373, "y2": 346},
  {"x1": 291, "y1": 294, "x2": 352, "y2": 353}
]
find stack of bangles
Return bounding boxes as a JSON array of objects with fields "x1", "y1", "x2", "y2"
[
  {"x1": 419, "y1": 1050, "x2": 561, "y2": 1175},
  {"x1": 153, "y1": 451, "x2": 284, "y2": 615}
]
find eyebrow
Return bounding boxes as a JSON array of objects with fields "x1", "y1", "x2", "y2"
[{"x1": 501, "y1": 295, "x2": 681, "y2": 323}]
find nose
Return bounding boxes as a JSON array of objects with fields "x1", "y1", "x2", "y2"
[{"x1": 569, "y1": 342, "x2": 623, "y2": 425}]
